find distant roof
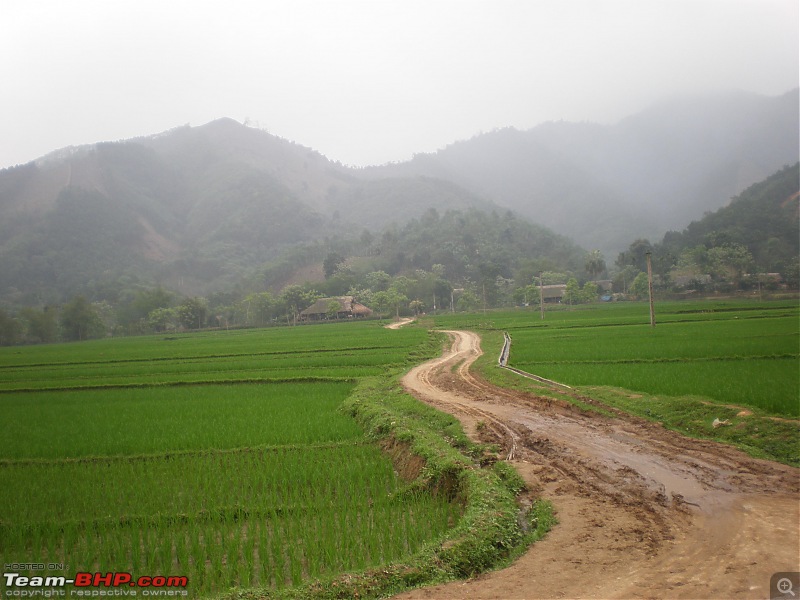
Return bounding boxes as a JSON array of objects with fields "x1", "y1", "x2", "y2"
[
  {"x1": 538, "y1": 284, "x2": 566, "y2": 299},
  {"x1": 300, "y1": 296, "x2": 372, "y2": 316}
]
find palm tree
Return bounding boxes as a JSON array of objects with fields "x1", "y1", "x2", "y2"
[{"x1": 585, "y1": 250, "x2": 606, "y2": 281}]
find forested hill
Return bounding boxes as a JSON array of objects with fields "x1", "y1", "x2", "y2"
[
  {"x1": 1, "y1": 89, "x2": 796, "y2": 307},
  {"x1": 0, "y1": 119, "x2": 493, "y2": 305},
  {"x1": 657, "y1": 163, "x2": 799, "y2": 274},
  {"x1": 364, "y1": 89, "x2": 799, "y2": 257},
  {"x1": 260, "y1": 207, "x2": 587, "y2": 298}
]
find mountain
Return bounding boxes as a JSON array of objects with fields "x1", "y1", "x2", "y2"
[
  {"x1": 365, "y1": 89, "x2": 799, "y2": 257},
  {"x1": 657, "y1": 162, "x2": 799, "y2": 273},
  {"x1": 1, "y1": 89, "x2": 796, "y2": 306},
  {"x1": 0, "y1": 119, "x2": 496, "y2": 304}
]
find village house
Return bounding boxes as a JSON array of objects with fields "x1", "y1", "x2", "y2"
[
  {"x1": 299, "y1": 296, "x2": 373, "y2": 321},
  {"x1": 539, "y1": 284, "x2": 567, "y2": 303}
]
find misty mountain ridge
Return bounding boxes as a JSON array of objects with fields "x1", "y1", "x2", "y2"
[
  {"x1": 0, "y1": 88, "x2": 796, "y2": 304},
  {"x1": 0, "y1": 119, "x2": 497, "y2": 303},
  {"x1": 366, "y1": 88, "x2": 798, "y2": 255}
]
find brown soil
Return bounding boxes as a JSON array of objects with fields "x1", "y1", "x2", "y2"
[
  {"x1": 385, "y1": 318, "x2": 417, "y2": 330},
  {"x1": 393, "y1": 330, "x2": 800, "y2": 600}
]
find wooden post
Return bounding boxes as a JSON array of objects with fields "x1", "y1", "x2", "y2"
[
  {"x1": 646, "y1": 252, "x2": 656, "y2": 328},
  {"x1": 539, "y1": 273, "x2": 545, "y2": 320}
]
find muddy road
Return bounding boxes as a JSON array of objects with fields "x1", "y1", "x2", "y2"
[{"x1": 395, "y1": 330, "x2": 799, "y2": 599}]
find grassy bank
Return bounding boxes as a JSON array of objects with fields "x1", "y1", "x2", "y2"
[
  {"x1": 222, "y1": 371, "x2": 555, "y2": 600},
  {"x1": 432, "y1": 302, "x2": 799, "y2": 467}
]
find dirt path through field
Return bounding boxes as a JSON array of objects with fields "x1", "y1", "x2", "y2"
[
  {"x1": 394, "y1": 330, "x2": 799, "y2": 599},
  {"x1": 385, "y1": 317, "x2": 417, "y2": 329}
]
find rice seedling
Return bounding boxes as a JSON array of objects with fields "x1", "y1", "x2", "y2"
[
  {"x1": 436, "y1": 300, "x2": 799, "y2": 417},
  {"x1": 0, "y1": 382, "x2": 361, "y2": 458},
  {"x1": 0, "y1": 322, "x2": 461, "y2": 596}
]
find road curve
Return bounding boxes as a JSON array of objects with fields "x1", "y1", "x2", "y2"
[{"x1": 395, "y1": 330, "x2": 799, "y2": 600}]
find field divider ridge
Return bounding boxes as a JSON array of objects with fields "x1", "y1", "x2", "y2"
[
  {"x1": 0, "y1": 439, "x2": 371, "y2": 467},
  {"x1": 0, "y1": 345, "x2": 400, "y2": 370},
  {"x1": 0, "y1": 375, "x2": 356, "y2": 394}
]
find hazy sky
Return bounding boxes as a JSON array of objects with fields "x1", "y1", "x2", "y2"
[{"x1": 1, "y1": 0, "x2": 797, "y2": 169}]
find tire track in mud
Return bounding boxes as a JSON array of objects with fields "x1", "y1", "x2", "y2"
[{"x1": 395, "y1": 330, "x2": 799, "y2": 600}]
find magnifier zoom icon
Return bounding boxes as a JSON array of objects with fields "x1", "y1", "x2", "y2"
[{"x1": 778, "y1": 578, "x2": 796, "y2": 597}]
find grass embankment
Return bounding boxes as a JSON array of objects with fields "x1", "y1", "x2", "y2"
[
  {"x1": 223, "y1": 370, "x2": 555, "y2": 600},
  {"x1": 430, "y1": 300, "x2": 800, "y2": 467}
]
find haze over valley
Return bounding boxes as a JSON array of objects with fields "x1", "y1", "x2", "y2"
[
  {"x1": 0, "y1": 87, "x2": 797, "y2": 316},
  {"x1": 0, "y1": 1, "x2": 797, "y2": 341},
  {"x1": 2, "y1": 6, "x2": 799, "y2": 600}
]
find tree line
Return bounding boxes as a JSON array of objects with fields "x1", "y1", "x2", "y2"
[
  {"x1": 0, "y1": 256, "x2": 608, "y2": 345},
  {"x1": 614, "y1": 163, "x2": 799, "y2": 295},
  {"x1": 2, "y1": 163, "x2": 796, "y2": 347}
]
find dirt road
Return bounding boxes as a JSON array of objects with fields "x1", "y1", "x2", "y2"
[
  {"x1": 385, "y1": 318, "x2": 417, "y2": 330},
  {"x1": 395, "y1": 330, "x2": 799, "y2": 600}
]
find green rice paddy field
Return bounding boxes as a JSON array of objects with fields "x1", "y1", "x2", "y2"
[
  {"x1": 2, "y1": 299, "x2": 798, "y2": 597},
  {"x1": 434, "y1": 299, "x2": 799, "y2": 417},
  {"x1": 0, "y1": 322, "x2": 459, "y2": 596}
]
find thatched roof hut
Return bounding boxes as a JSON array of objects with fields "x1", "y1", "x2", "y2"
[{"x1": 299, "y1": 296, "x2": 373, "y2": 321}]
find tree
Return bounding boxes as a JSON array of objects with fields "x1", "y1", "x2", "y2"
[
  {"x1": 326, "y1": 300, "x2": 342, "y2": 319},
  {"x1": 495, "y1": 275, "x2": 515, "y2": 307},
  {"x1": 365, "y1": 271, "x2": 392, "y2": 292},
  {"x1": 322, "y1": 264, "x2": 356, "y2": 296},
  {"x1": 0, "y1": 309, "x2": 22, "y2": 346},
  {"x1": 784, "y1": 257, "x2": 800, "y2": 289},
  {"x1": 61, "y1": 295, "x2": 105, "y2": 341},
  {"x1": 584, "y1": 250, "x2": 606, "y2": 280},
  {"x1": 147, "y1": 307, "x2": 179, "y2": 332},
  {"x1": 177, "y1": 297, "x2": 208, "y2": 330},
  {"x1": 370, "y1": 291, "x2": 393, "y2": 318},
  {"x1": 279, "y1": 285, "x2": 319, "y2": 324},
  {"x1": 323, "y1": 251, "x2": 346, "y2": 279},
  {"x1": 629, "y1": 272, "x2": 650, "y2": 300},
  {"x1": 19, "y1": 307, "x2": 58, "y2": 343},
  {"x1": 512, "y1": 284, "x2": 540, "y2": 307},
  {"x1": 612, "y1": 265, "x2": 640, "y2": 294},
  {"x1": 456, "y1": 290, "x2": 480, "y2": 312},
  {"x1": 562, "y1": 278, "x2": 582, "y2": 306},
  {"x1": 241, "y1": 292, "x2": 275, "y2": 327},
  {"x1": 118, "y1": 287, "x2": 173, "y2": 326},
  {"x1": 93, "y1": 300, "x2": 116, "y2": 333},
  {"x1": 617, "y1": 239, "x2": 653, "y2": 272},
  {"x1": 706, "y1": 243, "x2": 753, "y2": 288},
  {"x1": 387, "y1": 288, "x2": 408, "y2": 319},
  {"x1": 371, "y1": 289, "x2": 407, "y2": 319},
  {"x1": 581, "y1": 281, "x2": 599, "y2": 303},
  {"x1": 540, "y1": 271, "x2": 570, "y2": 285},
  {"x1": 347, "y1": 286, "x2": 373, "y2": 306},
  {"x1": 389, "y1": 276, "x2": 413, "y2": 296}
]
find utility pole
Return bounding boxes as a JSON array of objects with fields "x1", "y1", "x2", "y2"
[
  {"x1": 539, "y1": 273, "x2": 545, "y2": 320},
  {"x1": 646, "y1": 251, "x2": 656, "y2": 328}
]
